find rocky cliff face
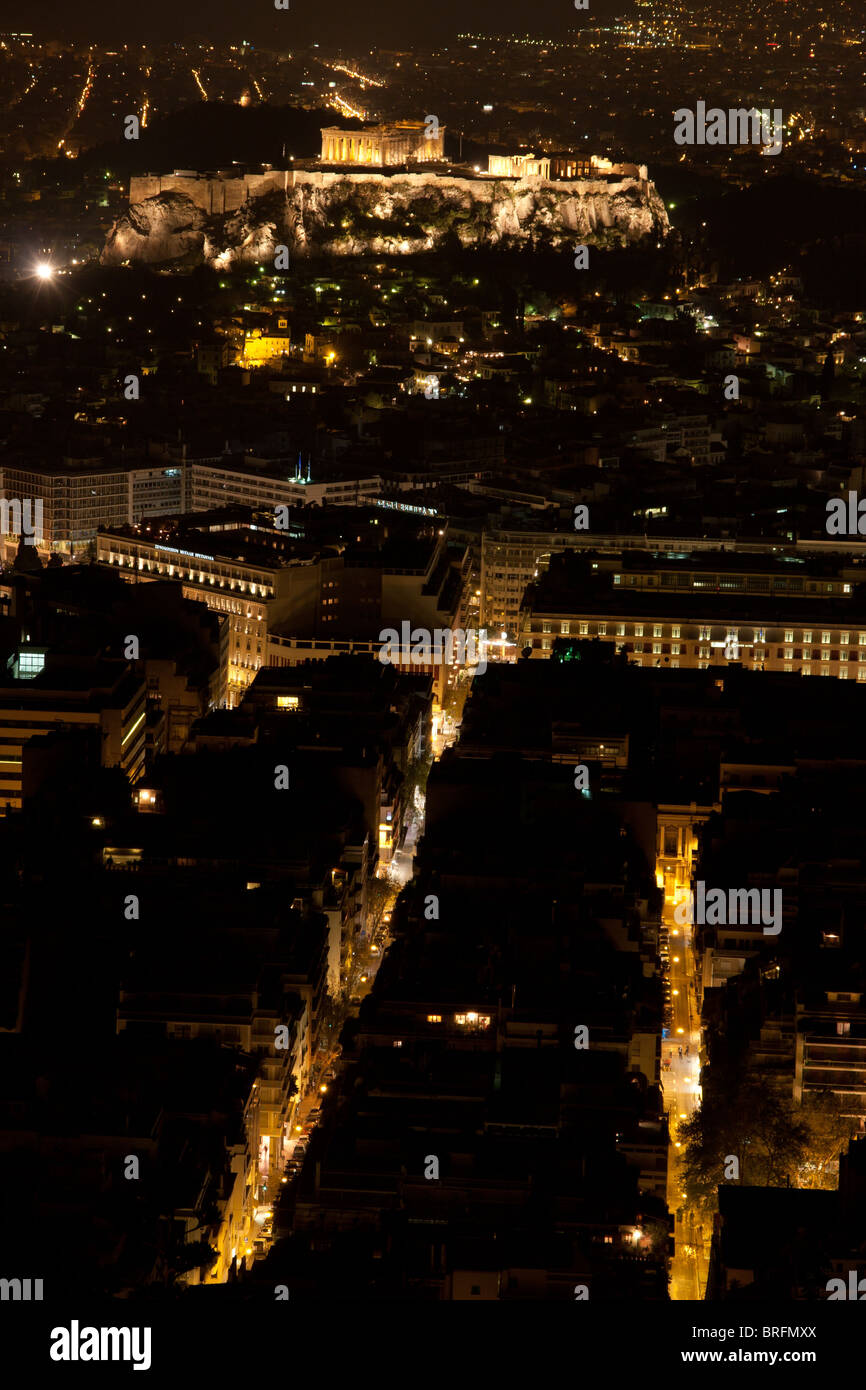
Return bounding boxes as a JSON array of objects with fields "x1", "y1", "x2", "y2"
[{"x1": 102, "y1": 171, "x2": 669, "y2": 267}]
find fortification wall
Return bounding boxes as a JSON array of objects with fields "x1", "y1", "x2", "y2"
[{"x1": 129, "y1": 171, "x2": 288, "y2": 213}]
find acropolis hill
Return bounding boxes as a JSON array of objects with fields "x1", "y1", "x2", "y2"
[{"x1": 104, "y1": 151, "x2": 669, "y2": 266}]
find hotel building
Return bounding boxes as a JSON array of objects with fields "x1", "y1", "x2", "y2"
[{"x1": 519, "y1": 548, "x2": 866, "y2": 681}]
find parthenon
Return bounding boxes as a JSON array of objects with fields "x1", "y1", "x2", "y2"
[{"x1": 320, "y1": 120, "x2": 445, "y2": 167}]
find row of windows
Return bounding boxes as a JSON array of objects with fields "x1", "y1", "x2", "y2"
[{"x1": 538, "y1": 620, "x2": 866, "y2": 644}]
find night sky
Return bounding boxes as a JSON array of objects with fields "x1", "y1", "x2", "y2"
[{"x1": 0, "y1": 0, "x2": 634, "y2": 47}]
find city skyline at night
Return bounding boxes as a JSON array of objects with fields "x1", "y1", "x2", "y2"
[{"x1": 0, "y1": 0, "x2": 864, "y2": 1372}]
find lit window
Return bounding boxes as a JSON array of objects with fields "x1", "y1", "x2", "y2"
[
  {"x1": 634, "y1": 625, "x2": 643, "y2": 637},
  {"x1": 653, "y1": 625, "x2": 662, "y2": 638},
  {"x1": 276, "y1": 695, "x2": 300, "y2": 710},
  {"x1": 822, "y1": 631, "x2": 831, "y2": 645},
  {"x1": 672, "y1": 625, "x2": 681, "y2": 638},
  {"x1": 784, "y1": 629, "x2": 794, "y2": 643},
  {"x1": 561, "y1": 621, "x2": 570, "y2": 635},
  {"x1": 579, "y1": 622, "x2": 588, "y2": 635},
  {"x1": 841, "y1": 632, "x2": 850, "y2": 645},
  {"x1": 427, "y1": 1014, "x2": 442, "y2": 1023}
]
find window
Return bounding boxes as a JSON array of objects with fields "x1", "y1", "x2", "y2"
[
  {"x1": 652, "y1": 642, "x2": 661, "y2": 654},
  {"x1": 837, "y1": 1021, "x2": 851, "y2": 1035},
  {"x1": 672, "y1": 643, "x2": 681, "y2": 655},
  {"x1": 784, "y1": 648, "x2": 793, "y2": 660},
  {"x1": 822, "y1": 631, "x2": 831, "y2": 645},
  {"x1": 579, "y1": 622, "x2": 589, "y2": 635},
  {"x1": 542, "y1": 638, "x2": 551, "y2": 651},
  {"x1": 598, "y1": 622, "x2": 607, "y2": 635},
  {"x1": 616, "y1": 623, "x2": 626, "y2": 637},
  {"x1": 634, "y1": 624, "x2": 644, "y2": 637},
  {"x1": 841, "y1": 632, "x2": 850, "y2": 645},
  {"x1": 672, "y1": 625, "x2": 681, "y2": 638},
  {"x1": 427, "y1": 1014, "x2": 442, "y2": 1023},
  {"x1": 542, "y1": 621, "x2": 552, "y2": 634},
  {"x1": 784, "y1": 629, "x2": 794, "y2": 643},
  {"x1": 653, "y1": 625, "x2": 663, "y2": 638},
  {"x1": 802, "y1": 631, "x2": 812, "y2": 644},
  {"x1": 276, "y1": 695, "x2": 300, "y2": 711},
  {"x1": 699, "y1": 626, "x2": 711, "y2": 640},
  {"x1": 561, "y1": 621, "x2": 570, "y2": 635}
]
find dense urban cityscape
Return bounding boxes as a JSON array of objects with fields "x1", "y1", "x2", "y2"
[{"x1": 0, "y1": 0, "x2": 864, "y2": 1370}]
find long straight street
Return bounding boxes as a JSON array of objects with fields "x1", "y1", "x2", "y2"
[{"x1": 662, "y1": 898, "x2": 709, "y2": 1300}]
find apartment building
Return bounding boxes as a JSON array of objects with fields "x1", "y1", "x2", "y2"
[
  {"x1": 0, "y1": 652, "x2": 146, "y2": 813},
  {"x1": 98, "y1": 520, "x2": 467, "y2": 707},
  {"x1": 0, "y1": 459, "x2": 182, "y2": 556},
  {"x1": 480, "y1": 526, "x2": 588, "y2": 636},
  {"x1": 98, "y1": 525, "x2": 291, "y2": 703},
  {"x1": 519, "y1": 549, "x2": 866, "y2": 681},
  {"x1": 183, "y1": 455, "x2": 383, "y2": 512}
]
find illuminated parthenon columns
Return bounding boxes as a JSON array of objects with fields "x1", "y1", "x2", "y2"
[{"x1": 320, "y1": 122, "x2": 444, "y2": 167}]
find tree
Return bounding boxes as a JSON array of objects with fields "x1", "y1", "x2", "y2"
[
  {"x1": 797, "y1": 1091, "x2": 856, "y2": 1189},
  {"x1": 678, "y1": 1069, "x2": 811, "y2": 1212}
]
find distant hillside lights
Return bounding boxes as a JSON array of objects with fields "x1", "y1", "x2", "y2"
[
  {"x1": 378, "y1": 623, "x2": 488, "y2": 675},
  {"x1": 673, "y1": 103, "x2": 783, "y2": 156},
  {"x1": 826, "y1": 493, "x2": 866, "y2": 536}
]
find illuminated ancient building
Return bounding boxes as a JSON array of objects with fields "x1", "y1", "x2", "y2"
[
  {"x1": 320, "y1": 121, "x2": 445, "y2": 166},
  {"x1": 487, "y1": 153, "x2": 551, "y2": 179}
]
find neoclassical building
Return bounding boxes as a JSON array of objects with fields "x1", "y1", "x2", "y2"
[{"x1": 320, "y1": 120, "x2": 445, "y2": 166}]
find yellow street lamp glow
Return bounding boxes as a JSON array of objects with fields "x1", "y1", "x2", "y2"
[
  {"x1": 676, "y1": 1027, "x2": 684, "y2": 1034},
  {"x1": 35, "y1": 263, "x2": 54, "y2": 279}
]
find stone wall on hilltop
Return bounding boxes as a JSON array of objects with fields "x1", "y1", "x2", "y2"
[{"x1": 104, "y1": 169, "x2": 670, "y2": 266}]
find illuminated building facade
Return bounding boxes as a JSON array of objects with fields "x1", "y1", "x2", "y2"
[
  {"x1": 487, "y1": 153, "x2": 551, "y2": 178},
  {"x1": 0, "y1": 657, "x2": 146, "y2": 814},
  {"x1": 320, "y1": 121, "x2": 445, "y2": 166},
  {"x1": 520, "y1": 550, "x2": 866, "y2": 682}
]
